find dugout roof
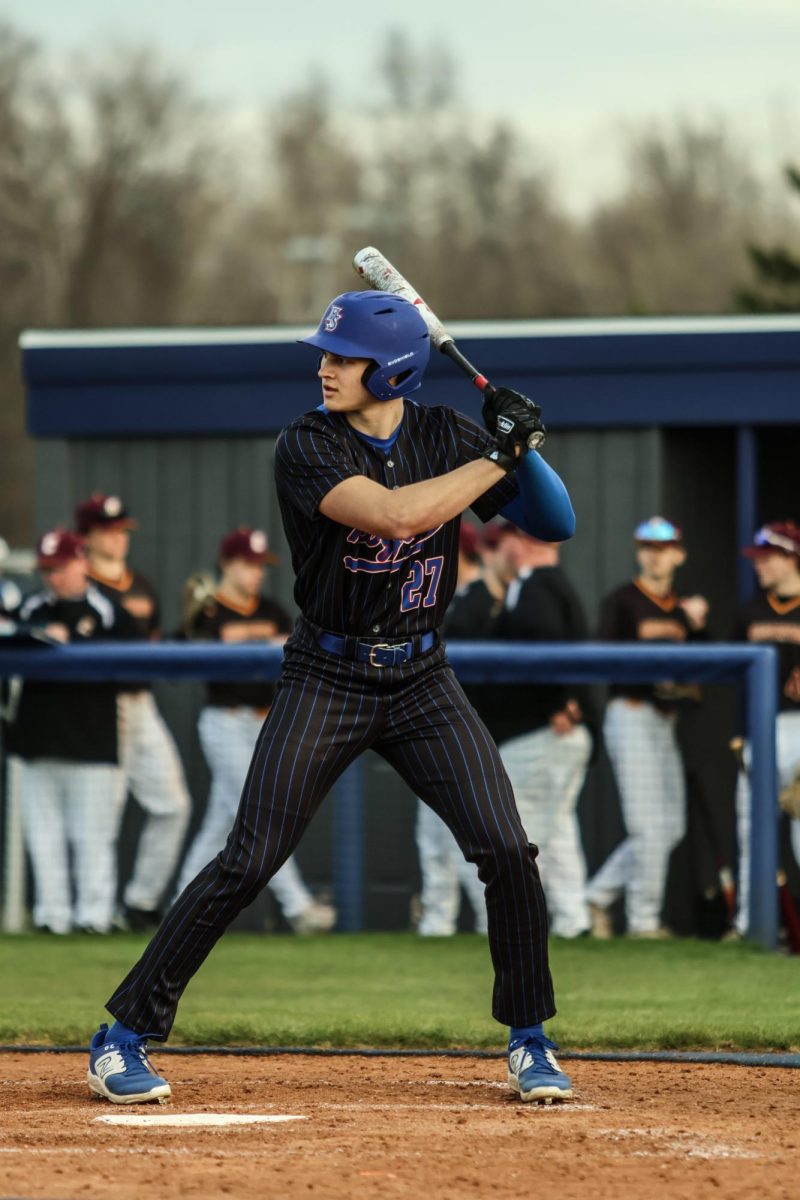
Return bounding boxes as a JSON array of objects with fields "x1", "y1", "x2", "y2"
[{"x1": 20, "y1": 314, "x2": 800, "y2": 439}]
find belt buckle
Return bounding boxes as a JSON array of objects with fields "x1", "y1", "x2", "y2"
[{"x1": 368, "y1": 643, "x2": 395, "y2": 667}]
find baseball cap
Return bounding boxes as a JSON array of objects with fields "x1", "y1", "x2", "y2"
[
  {"x1": 219, "y1": 527, "x2": 278, "y2": 565},
  {"x1": 634, "y1": 516, "x2": 683, "y2": 545},
  {"x1": 37, "y1": 528, "x2": 86, "y2": 568},
  {"x1": 459, "y1": 522, "x2": 480, "y2": 559},
  {"x1": 480, "y1": 520, "x2": 521, "y2": 550},
  {"x1": 742, "y1": 521, "x2": 800, "y2": 558},
  {"x1": 75, "y1": 493, "x2": 137, "y2": 534}
]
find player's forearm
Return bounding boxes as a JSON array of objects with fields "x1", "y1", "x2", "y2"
[
  {"x1": 385, "y1": 459, "x2": 505, "y2": 539},
  {"x1": 320, "y1": 459, "x2": 505, "y2": 538}
]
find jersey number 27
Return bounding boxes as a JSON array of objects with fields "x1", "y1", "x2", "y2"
[{"x1": 400, "y1": 556, "x2": 444, "y2": 612}]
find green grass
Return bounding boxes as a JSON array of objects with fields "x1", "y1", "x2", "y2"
[{"x1": 1, "y1": 933, "x2": 798, "y2": 1051}]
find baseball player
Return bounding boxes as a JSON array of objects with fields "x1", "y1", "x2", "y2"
[
  {"x1": 586, "y1": 517, "x2": 709, "y2": 937},
  {"x1": 176, "y1": 526, "x2": 335, "y2": 934},
  {"x1": 493, "y1": 529, "x2": 594, "y2": 938},
  {"x1": 413, "y1": 521, "x2": 500, "y2": 936},
  {"x1": 77, "y1": 493, "x2": 192, "y2": 932},
  {"x1": 0, "y1": 536, "x2": 23, "y2": 616},
  {"x1": 732, "y1": 521, "x2": 800, "y2": 936},
  {"x1": 4, "y1": 530, "x2": 138, "y2": 933},
  {"x1": 88, "y1": 288, "x2": 576, "y2": 1106}
]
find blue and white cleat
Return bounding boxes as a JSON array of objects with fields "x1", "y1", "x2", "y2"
[
  {"x1": 508, "y1": 1034, "x2": 573, "y2": 1104},
  {"x1": 87, "y1": 1024, "x2": 171, "y2": 1104}
]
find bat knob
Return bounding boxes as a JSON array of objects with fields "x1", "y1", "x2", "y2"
[{"x1": 527, "y1": 430, "x2": 546, "y2": 451}]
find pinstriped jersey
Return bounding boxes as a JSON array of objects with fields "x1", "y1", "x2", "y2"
[{"x1": 274, "y1": 400, "x2": 517, "y2": 637}]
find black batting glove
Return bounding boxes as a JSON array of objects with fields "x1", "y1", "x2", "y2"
[
  {"x1": 481, "y1": 386, "x2": 546, "y2": 471},
  {"x1": 483, "y1": 386, "x2": 546, "y2": 451}
]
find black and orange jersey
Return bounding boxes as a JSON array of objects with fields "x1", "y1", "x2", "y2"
[
  {"x1": 88, "y1": 566, "x2": 160, "y2": 639},
  {"x1": 5, "y1": 586, "x2": 139, "y2": 763},
  {"x1": 89, "y1": 565, "x2": 161, "y2": 693},
  {"x1": 190, "y1": 592, "x2": 293, "y2": 710},
  {"x1": 734, "y1": 589, "x2": 800, "y2": 712},
  {"x1": 599, "y1": 579, "x2": 703, "y2": 708}
]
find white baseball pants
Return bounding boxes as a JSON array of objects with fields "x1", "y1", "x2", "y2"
[
  {"x1": 415, "y1": 799, "x2": 488, "y2": 934},
  {"x1": 19, "y1": 757, "x2": 123, "y2": 932},
  {"x1": 587, "y1": 698, "x2": 686, "y2": 934},
  {"x1": 734, "y1": 710, "x2": 800, "y2": 935},
  {"x1": 176, "y1": 707, "x2": 314, "y2": 920},
  {"x1": 115, "y1": 691, "x2": 192, "y2": 912},
  {"x1": 500, "y1": 723, "x2": 592, "y2": 937}
]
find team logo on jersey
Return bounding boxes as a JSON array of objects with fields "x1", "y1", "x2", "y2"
[
  {"x1": 343, "y1": 526, "x2": 442, "y2": 573},
  {"x1": 323, "y1": 304, "x2": 344, "y2": 332},
  {"x1": 76, "y1": 615, "x2": 97, "y2": 637}
]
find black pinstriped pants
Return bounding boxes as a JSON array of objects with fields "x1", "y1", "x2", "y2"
[{"x1": 107, "y1": 627, "x2": 556, "y2": 1039}]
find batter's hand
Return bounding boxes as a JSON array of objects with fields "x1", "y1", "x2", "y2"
[{"x1": 482, "y1": 387, "x2": 546, "y2": 454}]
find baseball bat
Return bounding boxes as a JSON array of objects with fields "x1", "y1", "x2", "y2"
[{"x1": 352, "y1": 246, "x2": 543, "y2": 450}]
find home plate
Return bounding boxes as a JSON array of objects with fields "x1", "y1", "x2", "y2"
[{"x1": 94, "y1": 1114, "x2": 306, "y2": 1128}]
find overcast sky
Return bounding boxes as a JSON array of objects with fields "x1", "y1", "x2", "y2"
[{"x1": 4, "y1": 0, "x2": 799, "y2": 210}]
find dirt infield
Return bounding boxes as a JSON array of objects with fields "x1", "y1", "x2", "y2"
[{"x1": 0, "y1": 1052, "x2": 797, "y2": 1199}]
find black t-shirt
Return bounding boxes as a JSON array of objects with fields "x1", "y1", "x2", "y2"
[
  {"x1": 274, "y1": 400, "x2": 517, "y2": 638},
  {"x1": 734, "y1": 590, "x2": 800, "y2": 712},
  {"x1": 5, "y1": 586, "x2": 139, "y2": 763},
  {"x1": 442, "y1": 577, "x2": 505, "y2": 734},
  {"x1": 492, "y1": 565, "x2": 592, "y2": 742},
  {"x1": 89, "y1": 566, "x2": 161, "y2": 693},
  {"x1": 189, "y1": 592, "x2": 293, "y2": 709},
  {"x1": 598, "y1": 579, "x2": 701, "y2": 709}
]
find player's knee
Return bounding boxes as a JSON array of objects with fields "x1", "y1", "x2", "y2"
[{"x1": 474, "y1": 831, "x2": 539, "y2": 883}]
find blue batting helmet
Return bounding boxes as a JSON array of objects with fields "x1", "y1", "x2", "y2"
[{"x1": 300, "y1": 290, "x2": 430, "y2": 401}]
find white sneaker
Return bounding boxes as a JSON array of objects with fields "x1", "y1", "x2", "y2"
[
  {"x1": 289, "y1": 901, "x2": 336, "y2": 934},
  {"x1": 589, "y1": 902, "x2": 613, "y2": 939}
]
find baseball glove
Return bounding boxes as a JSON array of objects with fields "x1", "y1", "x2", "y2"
[
  {"x1": 779, "y1": 770, "x2": 800, "y2": 820},
  {"x1": 180, "y1": 571, "x2": 216, "y2": 637},
  {"x1": 481, "y1": 386, "x2": 546, "y2": 471}
]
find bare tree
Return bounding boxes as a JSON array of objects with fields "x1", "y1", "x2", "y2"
[
  {"x1": 584, "y1": 120, "x2": 763, "y2": 314},
  {"x1": 57, "y1": 47, "x2": 220, "y2": 327}
]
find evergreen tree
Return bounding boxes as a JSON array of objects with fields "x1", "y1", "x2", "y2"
[{"x1": 736, "y1": 166, "x2": 800, "y2": 312}]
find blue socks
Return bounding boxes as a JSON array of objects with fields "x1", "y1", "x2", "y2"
[
  {"x1": 509, "y1": 1023, "x2": 544, "y2": 1048},
  {"x1": 107, "y1": 1020, "x2": 142, "y2": 1043}
]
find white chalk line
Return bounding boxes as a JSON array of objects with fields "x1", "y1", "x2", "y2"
[
  {"x1": 94, "y1": 1113, "x2": 305, "y2": 1128},
  {"x1": 590, "y1": 1127, "x2": 764, "y2": 1161}
]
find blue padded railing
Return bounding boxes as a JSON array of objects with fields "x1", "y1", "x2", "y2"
[{"x1": 0, "y1": 641, "x2": 779, "y2": 946}]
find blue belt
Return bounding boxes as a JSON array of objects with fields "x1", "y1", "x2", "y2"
[{"x1": 316, "y1": 629, "x2": 436, "y2": 668}]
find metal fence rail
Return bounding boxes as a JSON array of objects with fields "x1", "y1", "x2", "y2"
[{"x1": 0, "y1": 641, "x2": 778, "y2": 946}]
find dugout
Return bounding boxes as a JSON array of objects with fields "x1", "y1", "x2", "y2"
[{"x1": 15, "y1": 314, "x2": 800, "y2": 933}]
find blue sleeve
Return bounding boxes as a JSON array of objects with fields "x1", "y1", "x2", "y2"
[{"x1": 500, "y1": 451, "x2": 576, "y2": 541}]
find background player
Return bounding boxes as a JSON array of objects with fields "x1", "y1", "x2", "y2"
[
  {"x1": 413, "y1": 521, "x2": 503, "y2": 936},
  {"x1": 5, "y1": 530, "x2": 138, "y2": 933},
  {"x1": 77, "y1": 493, "x2": 192, "y2": 932},
  {"x1": 88, "y1": 289, "x2": 576, "y2": 1107},
  {"x1": 493, "y1": 529, "x2": 594, "y2": 938},
  {"x1": 176, "y1": 526, "x2": 335, "y2": 934},
  {"x1": 733, "y1": 521, "x2": 800, "y2": 936},
  {"x1": 586, "y1": 517, "x2": 708, "y2": 937}
]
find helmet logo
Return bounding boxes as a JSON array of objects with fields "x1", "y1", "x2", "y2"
[{"x1": 323, "y1": 304, "x2": 344, "y2": 332}]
